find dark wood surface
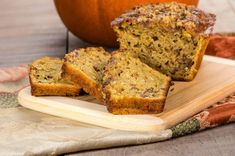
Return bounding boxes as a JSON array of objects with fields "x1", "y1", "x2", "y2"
[
  {"x1": 0, "y1": 0, "x2": 234, "y2": 155},
  {"x1": 0, "y1": 0, "x2": 66, "y2": 67}
]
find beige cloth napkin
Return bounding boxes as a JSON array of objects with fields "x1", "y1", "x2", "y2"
[{"x1": 0, "y1": 107, "x2": 171, "y2": 155}]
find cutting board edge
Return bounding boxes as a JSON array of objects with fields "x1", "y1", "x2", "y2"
[
  {"x1": 17, "y1": 57, "x2": 235, "y2": 132},
  {"x1": 18, "y1": 87, "x2": 166, "y2": 132},
  {"x1": 160, "y1": 78, "x2": 235, "y2": 129}
]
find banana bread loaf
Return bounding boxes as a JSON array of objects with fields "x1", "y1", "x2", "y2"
[
  {"x1": 62, "y1": 47, "x2": 111, "y2": 102},
  {"x1": 112, "y1": 2, "x2": 216, "y2": 81},
  {"x1": 103, "y1": 51, "x2": 171, "y2": 114},
  {"x1": 29, "y1": 57, "x2": 81, "y2": 96}
]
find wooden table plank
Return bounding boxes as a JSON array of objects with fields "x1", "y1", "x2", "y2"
[
  {"x1": 68, "y1": 32, "x2": 115, "y2": 53},
  {"x1": 0, "y1": 0, "x2": 67, "y2": 67},
  {"x1": 68, "y1": 32, "x2": 95, "y2": 52}
]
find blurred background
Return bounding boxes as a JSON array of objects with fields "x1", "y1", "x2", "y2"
[{"x1": 0, "y1": 0, "x2": 234, "y2": 67}]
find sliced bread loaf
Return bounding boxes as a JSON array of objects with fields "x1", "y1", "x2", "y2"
[
  {"x1": 62, "y1": 47, "x2": 111, "y2": 102},
  {"x1": 103, "y1": 51, "x2": 171, "y2": 114},
  {"x1": 112, "y1": 2, "x2": 216, "y2": 81},
  {"x1": 29, "y1": 57, "x2": 81, "y2": 96}
]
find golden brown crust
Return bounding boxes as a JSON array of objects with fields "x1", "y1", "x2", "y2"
[
  {"x1": 29, "y1": 57, "x2": 81, "y2": 96},
  {"x1": 62, "y1": 47, "x2": 110, "y2": 103},
  {"x1": 103, "y1": 51, "x2": 171, "y2": 114},
  {"x1": 62, "y1": 62, "x2": 104, "y2": 103},
  {"x1": 111, "y1": 2, "x2": 216, "y2": 36},
  {"x1": 30, "y1": 81, "x2": 81, "y2": 96},
  {"x1": 105, "y1": 84, "x2": 170, "y2": 114},
  {"x1": 30, "y1": 56, "x2": 60, "y2": 65},
  {"x1": 184, "y1": 36, "x2": 210, "y2": 81},
  {"x1": 112, "y1": 3, "x2": 215, "y2": 81}
]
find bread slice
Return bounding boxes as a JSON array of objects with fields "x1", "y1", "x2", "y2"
[
  {"x1": 29, "y1": 57, "x2": 81, "y2": 96},
  {"x1": 62, "y1": 47, "x2": 111, "y2": 102},
  {"x1": 112, "y1": 2, "x2": 216, "y2": 81},
  {"x1": 103, "y1": 51, "x2": 171, "y2": 114}
]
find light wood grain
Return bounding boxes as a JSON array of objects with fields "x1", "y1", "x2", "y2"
[
  {"x1": 0, "y1": 0, "x2": 66, "y2": 67},
  {"x1": 18, "y1": 87, "x2": 164, "y2": 132},
  {"x1": 18, "y1": 56, "x2": 235, "y2": 132}
]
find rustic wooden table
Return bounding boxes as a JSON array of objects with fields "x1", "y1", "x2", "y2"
[{"x1": 0, "y1": 0, "x2": 234, "y2": 155}]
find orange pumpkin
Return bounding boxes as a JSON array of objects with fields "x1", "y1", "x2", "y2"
[{"x1": 54, "y1": 0, "x2": 199, "y2": 47}]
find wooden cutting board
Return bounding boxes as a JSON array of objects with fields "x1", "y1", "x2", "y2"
[{"x1": 18, "y1": 55, "x2": 235, "y2": 132}]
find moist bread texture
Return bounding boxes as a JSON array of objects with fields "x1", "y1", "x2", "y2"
[
  {"x1": 103, "y1": 51, "x2": 171, "y2": 114},
  {"x1": 62, "y1": 47, "x2": 111, "y2": 102},
  {"x1": 29, "y1": 57, "x2": 81, "y2": 96},
  {"x1": 112, "y1": 2, "x2": 216, "y2": 81}
]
